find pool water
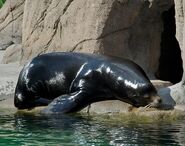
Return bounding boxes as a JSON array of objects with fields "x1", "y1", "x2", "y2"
[{"x1": 0, "y1": 110, "x2": 185, "y2": 146}]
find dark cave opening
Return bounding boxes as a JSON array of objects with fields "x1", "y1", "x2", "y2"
[{"x1": 156, "y1": 6, "x2": 183, "y2": 84}]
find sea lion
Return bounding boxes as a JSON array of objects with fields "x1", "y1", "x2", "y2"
[{"x1": 14, "y1": 52, "x2": 161, "y2": 114}]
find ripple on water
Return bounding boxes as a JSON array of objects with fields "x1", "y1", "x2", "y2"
[{"x1": 0, "y1": 111, "x2": 185, "y2": 146}]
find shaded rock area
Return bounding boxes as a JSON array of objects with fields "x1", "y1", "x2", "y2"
[
  {"x1": 156, "y1": 6, "x2": 183, "y2": 84},
  {"x1": 156, "y1": 0, "x2": 185, "y2": 112}
]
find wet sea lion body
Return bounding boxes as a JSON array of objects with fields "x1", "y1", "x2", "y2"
[{"x1": 14, "y1": 52, "x2": 161, "y2": 114}]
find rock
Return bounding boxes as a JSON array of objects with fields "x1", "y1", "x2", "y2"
[
  {"x1": 151, "y1": 80, "x2": 172, "y2": 90},
  {"x1": 174, "y1": 0, "x2": 184, "y2": 51},
  {"x1": 0, "y1": 94, "x2": 15, "y2": 109},
  {"x1": 1, "y1": 44, "x2": 22, "y2": 63},
  {"x1": 157, "y1": 83, "x2": 185, "y2": 111},
  {"x1": 21, "y1": 0, "x2": 114, "y2": 62},
  {"x1": 0, "y1": 51, "x2": 22, "y2": 109},
  {"x1": 0, "y1": 61, "x2": 21, "y2": 96},
  {"x1": 158, "y1": 87, "x2": 176, "y2": 110},
  {"x1": 19, "y1": 0, "x2": 173, "y2": 77},
  {"x1": 159, "y1": 0, "x2": 185, "y2": 107},
  {"x1": 82, "y1": 101, "x2": 131, "y2": 114},
  {"x1": 0, "y1": 0, "x2": 25, "y2": 50}
]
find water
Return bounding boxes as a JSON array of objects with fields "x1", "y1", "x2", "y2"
[{"x1": 0, "y1": 110, "x2": 185, "y2": 146}]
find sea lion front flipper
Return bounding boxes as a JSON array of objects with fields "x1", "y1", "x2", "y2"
[{"x1": 40, "y1": 90, "x2": 91, "y2": 114}]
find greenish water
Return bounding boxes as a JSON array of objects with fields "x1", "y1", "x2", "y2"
[{"x1": 0, "y1": 110, "x2": 185, "y2": 146}]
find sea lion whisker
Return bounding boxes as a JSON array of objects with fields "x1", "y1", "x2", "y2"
[
  {"x1": 137, "y1": 103, "x2": 150, "y2": 112},
  {"x1": 145, "y1": 103, "x2": 152, "y2": 108},
  {"x1": 140, "y1": 103, "x2": 152, "y2": 112}
]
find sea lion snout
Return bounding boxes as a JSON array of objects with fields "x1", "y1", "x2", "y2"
[
  {"x1": 14, "y1": 93, "x2": 24, "y2": 109},
  {"x1": 14, "y1": 93, "x2": 33, "y2": 109}
]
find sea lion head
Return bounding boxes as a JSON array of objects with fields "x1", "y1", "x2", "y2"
[{"x1": 128, "y1": 84, "x2": 162, "y2": 108}]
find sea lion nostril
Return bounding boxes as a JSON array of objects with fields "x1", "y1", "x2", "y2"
[{"x1": 158, "y1": 98, "x2": 162, "y2": 103}]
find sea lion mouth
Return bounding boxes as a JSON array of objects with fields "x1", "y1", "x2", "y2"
[
  {"x1": 133, "y1": 95, "x2": 162, "y2": 109},
  {"x1": 144, "y1": 96, "x2": 162, "y2": 109},
  {"x1": 16, "y1": 97, "x2": 52, "y2": 110}
]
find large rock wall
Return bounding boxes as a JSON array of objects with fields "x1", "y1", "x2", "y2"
[
  {"x1": 0, "y1": 0, "x2": 24, "y2": 50},
  {"x1": 1, "y1": 0, "x2": 173, "y2": 77},
  {"x1": 169, "y1": 0, "x2": 185, "y2": 104},
  {"x1": 21, "y1": 0, "x2": 111, "y2": 60}
]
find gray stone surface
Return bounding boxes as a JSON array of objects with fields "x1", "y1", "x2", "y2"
[
  {"x1": 0, "y1": 51, "x2": 21, "y2": 109},
  {"x1": 2, "y1": 44, "x2": 22, "y2": 64},
  {"x1": 1, "y1": 0, "x2": 173, "y2": 77},
  {"x1": 0, "y1": 0, "x2": 24, "y2": 50},
  {"x1": 157, "y1": 86, "x2": 185, "y2": 111}
]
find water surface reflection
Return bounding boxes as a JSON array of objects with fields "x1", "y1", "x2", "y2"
[{"x1": 0, "y1": 111, "x2": 185, "y2": 145}]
